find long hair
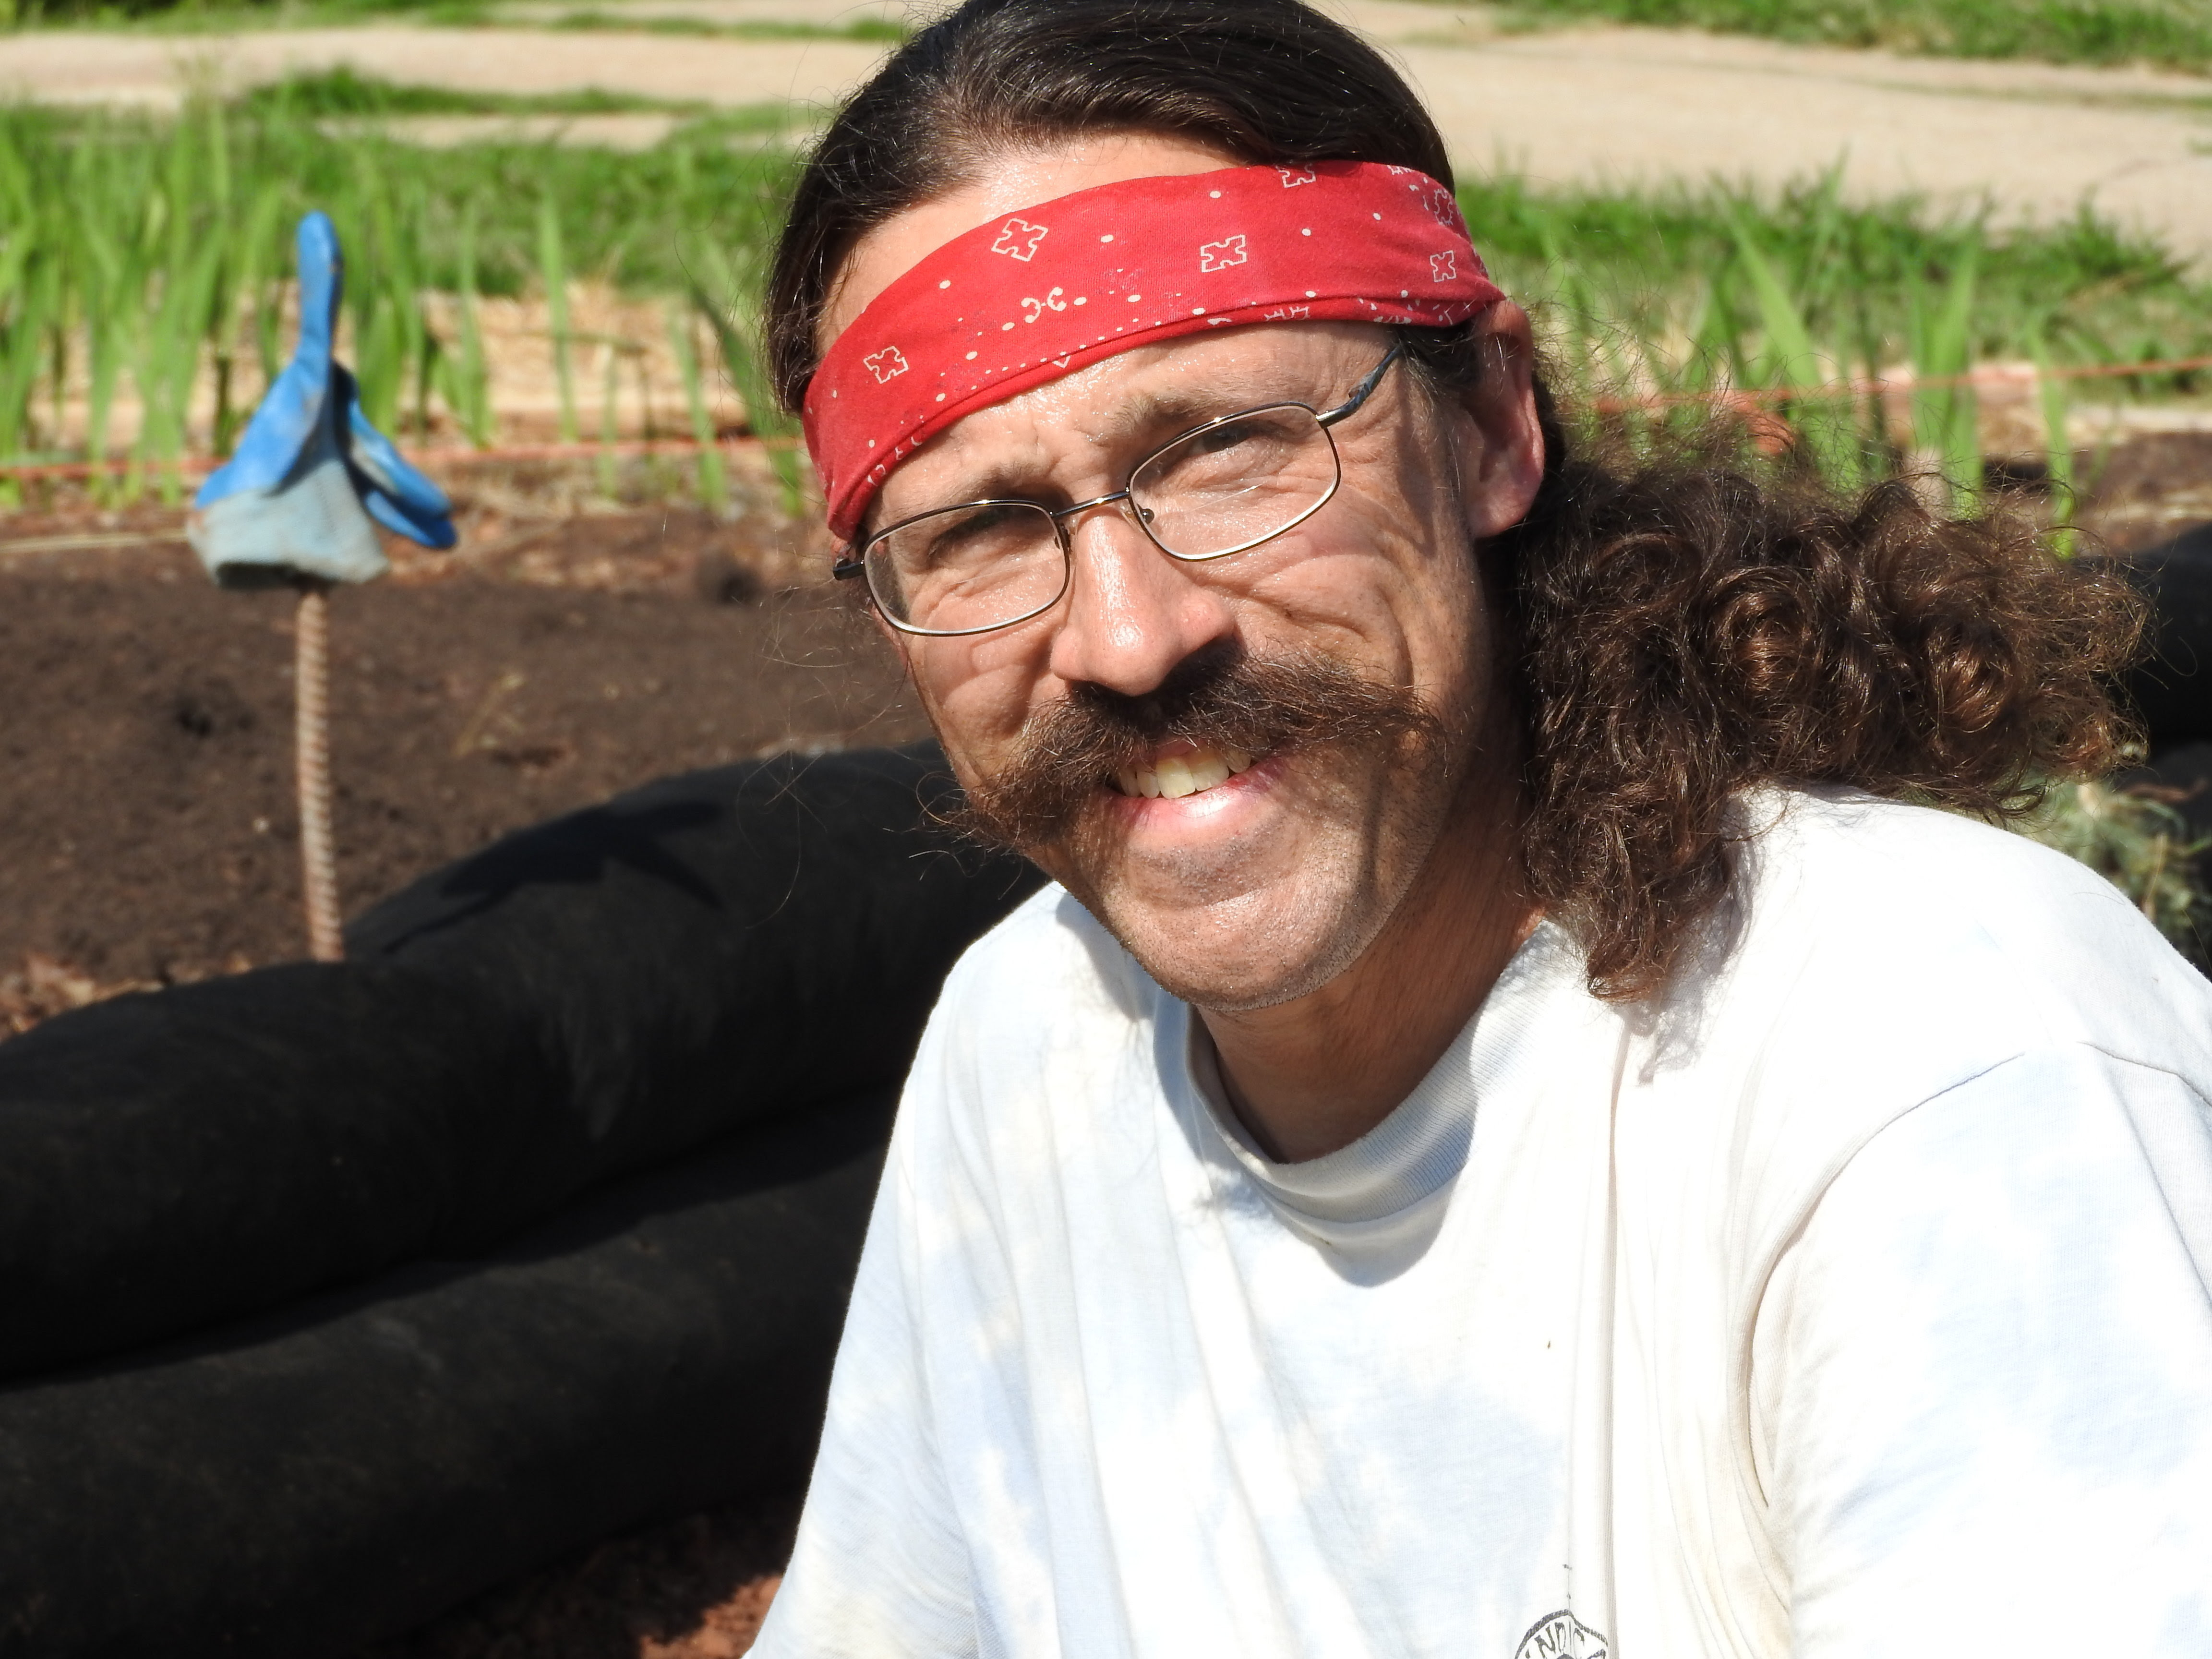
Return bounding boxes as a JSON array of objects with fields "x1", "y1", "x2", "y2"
[
  {"x1": 766, "y1": 0, "x2": 2144, "y2": 1000},
  {"x1": 1500, "y1": 447, "x2": 2138, "y2": 996}
]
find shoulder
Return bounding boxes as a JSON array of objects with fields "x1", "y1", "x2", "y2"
[
  {"x1": 1727, "y1": 787, "x2": 2212, "y2": 1065},
  {"x1": 1639, "y1": 789, "x2": 2212, "y2": 1275}
]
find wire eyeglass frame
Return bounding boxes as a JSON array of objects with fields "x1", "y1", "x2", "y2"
[{"x1": 831, "y1": 342, "x2": 1407, "y2": 637}]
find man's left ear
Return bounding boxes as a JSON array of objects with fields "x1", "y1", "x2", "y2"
[{"x1": 1450, "y1": 301, "x2": 1546, "y2": 542}]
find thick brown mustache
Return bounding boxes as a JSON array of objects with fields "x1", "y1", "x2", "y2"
[{"x1": 955, "y1": 648, "x2": 1443, "y2": 853}]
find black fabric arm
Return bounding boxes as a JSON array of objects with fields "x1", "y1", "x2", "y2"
[{"x1": 0, "y1": 742, "x2": 1043, "y2": 1379}]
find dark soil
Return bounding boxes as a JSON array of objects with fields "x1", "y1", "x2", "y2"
[
  {"x1": 0, "y1": 503, "x2": 923, "y2": 1655},
  {"x1": 2071, "y1": 430, "x2": 2212, "y2": 556},
  {"x1": 0, "y1": 511, "x2": 927, "y2": 988}
]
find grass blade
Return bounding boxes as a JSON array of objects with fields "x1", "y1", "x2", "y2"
[
  {"x1": 1730, "y1": 215, "x2": 1862, "y2": 487},
  {"x1": 538, "y1": 192, "x2": 578, "y2": 443},
  {"x1": 2028, "y1": 324, "x2": 2077, "y2": 558},
  {"x1": 667, "y1": 310, "x2": 726, "y2": 513}
]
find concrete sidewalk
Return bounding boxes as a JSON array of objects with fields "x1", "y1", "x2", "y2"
[{"x1": 3, "y1": 0, "x2": 2208, "y2": 263}]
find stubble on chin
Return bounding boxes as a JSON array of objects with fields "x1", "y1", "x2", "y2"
[
  {"x1": 1113, "y1": 733, "x2": 1464, "y2": 1009},
  {"x1": 951, "y1": 656, "x2": 1460, "y2": 1010}
]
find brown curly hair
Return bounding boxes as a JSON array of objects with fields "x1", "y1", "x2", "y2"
[
  {"x1": 767, "y1": 0, "x2": 2146, "y2": 1000},
  {"x1": 1491, "y1": 400, "x2": 2141, "y2": 998}
]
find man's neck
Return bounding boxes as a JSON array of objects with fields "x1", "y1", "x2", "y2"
[{"x1": 1198, "y1": 767, "x2": 1538, "y2": 1165}]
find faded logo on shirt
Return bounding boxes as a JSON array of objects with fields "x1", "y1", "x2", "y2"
[{"x1": 1515, "y1": 1610, "x2": 1610, "y2": 1659}]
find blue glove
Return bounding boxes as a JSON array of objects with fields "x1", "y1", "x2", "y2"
[{"x1": 189, "y1": 212, "x2": 457, "y2": 588}]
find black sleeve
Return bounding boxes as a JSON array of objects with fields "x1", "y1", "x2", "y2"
[{"x1": 0, "y1": 742, "x2": 1044, "y2": 1379}]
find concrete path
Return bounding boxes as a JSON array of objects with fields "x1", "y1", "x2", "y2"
[
  {"x1": 1386, "y1": 19, "x2": 2212, "y2": 264},
  {"x1": 0, "y1": 23, "x2": 881, "y2": 113},
  {"x1": 4, "y1": 0, "x2": 2209, "y2": 263}
]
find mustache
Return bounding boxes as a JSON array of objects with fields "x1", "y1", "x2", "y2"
[{"x1": 953, "y1": 647, "x2": 1443, "y2": 852}]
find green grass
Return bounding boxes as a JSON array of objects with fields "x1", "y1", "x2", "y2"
[
  {"x1": 1487, "y1": 0, "x2": 2212, "y2": 73},
  {"x1": 0, "y1": 88, "x2": 802, "y2": 497},
  {"x1": 1463, "y1": 166, "x2": 2212, "y2": 502},
  {"x1": 1468, "y1": 167, "x2": 2212, "y2": 382},
  {"x1": 1, "y1": 82, "x2": 2207, "y2": 512}
]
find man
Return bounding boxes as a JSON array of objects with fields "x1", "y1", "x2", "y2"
[{"x1": 751, "y1": 2, "x2": 2212, "y2": 1654}]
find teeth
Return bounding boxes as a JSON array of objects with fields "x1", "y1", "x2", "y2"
[
  {"x1": 1112, "y1": 743, "x2": 1257, "y2": 799},
  {"x1": 1114, "y1": 767, "x2": 1163, "y2": 798},
  {"x1": 1184, "y1": 752, "x2": 1231, "y2": 793}
]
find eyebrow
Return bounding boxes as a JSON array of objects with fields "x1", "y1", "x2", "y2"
[
  {"x1": 891, "y1": 385, "x2": 1264, "y2": 517},
  {"x1": 1083, "y1": 386, "x2": 1232, "y2": 450}
]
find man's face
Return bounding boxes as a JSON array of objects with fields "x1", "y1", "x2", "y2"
[{"x1": 828, "y1": 138, "x2": 1544, "y2": 1012}]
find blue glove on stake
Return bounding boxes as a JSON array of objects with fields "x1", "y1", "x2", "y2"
[
  {"x1": 188, "y1": 211, "x2": 457, "y2": 587},
  {"x1": 187, "y1": 211, "x2": 458, "y2": 964}
]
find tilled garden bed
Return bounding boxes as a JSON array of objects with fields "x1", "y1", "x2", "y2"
[
  {"x1": 0, "y1": 504, "x2": 923, "y2": 1655},
  {"x1": 0, "y1": 505, "x2": 925, "y2": 993}
]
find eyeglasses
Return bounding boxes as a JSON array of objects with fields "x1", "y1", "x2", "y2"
[{"x1": 833, "y1": 343, "x2": 1406, "y2": 637}]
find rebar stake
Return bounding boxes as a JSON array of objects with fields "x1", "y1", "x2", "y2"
[{"x1": 294, "y1": 578, "x2": 343, "y2": 963}]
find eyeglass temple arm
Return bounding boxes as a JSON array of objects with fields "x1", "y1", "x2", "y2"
[{"x1": 1316, "y1": 342, "x2": 1406, "y2": 429}]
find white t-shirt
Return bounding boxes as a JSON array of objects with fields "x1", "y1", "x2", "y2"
[{"x1": 754, "y1": 789, "x2": 2212, "y2": 1659}]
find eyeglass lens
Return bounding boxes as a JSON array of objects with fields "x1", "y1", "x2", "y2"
[
  {"x1": 864, "y1": 402, "x2": 1341, "y2": 636},
  {"x1": 868, "y1": 502, "x2": 1068, "y2": 633}
]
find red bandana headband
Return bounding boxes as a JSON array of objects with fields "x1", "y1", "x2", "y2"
[{"x1": 804, "y1": 160, "x2": 1505, "y2": 542}]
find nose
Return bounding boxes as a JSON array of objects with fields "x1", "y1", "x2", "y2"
[{"x1": 1045, "y1": 499, "x2": 1236, "y2": 697}]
